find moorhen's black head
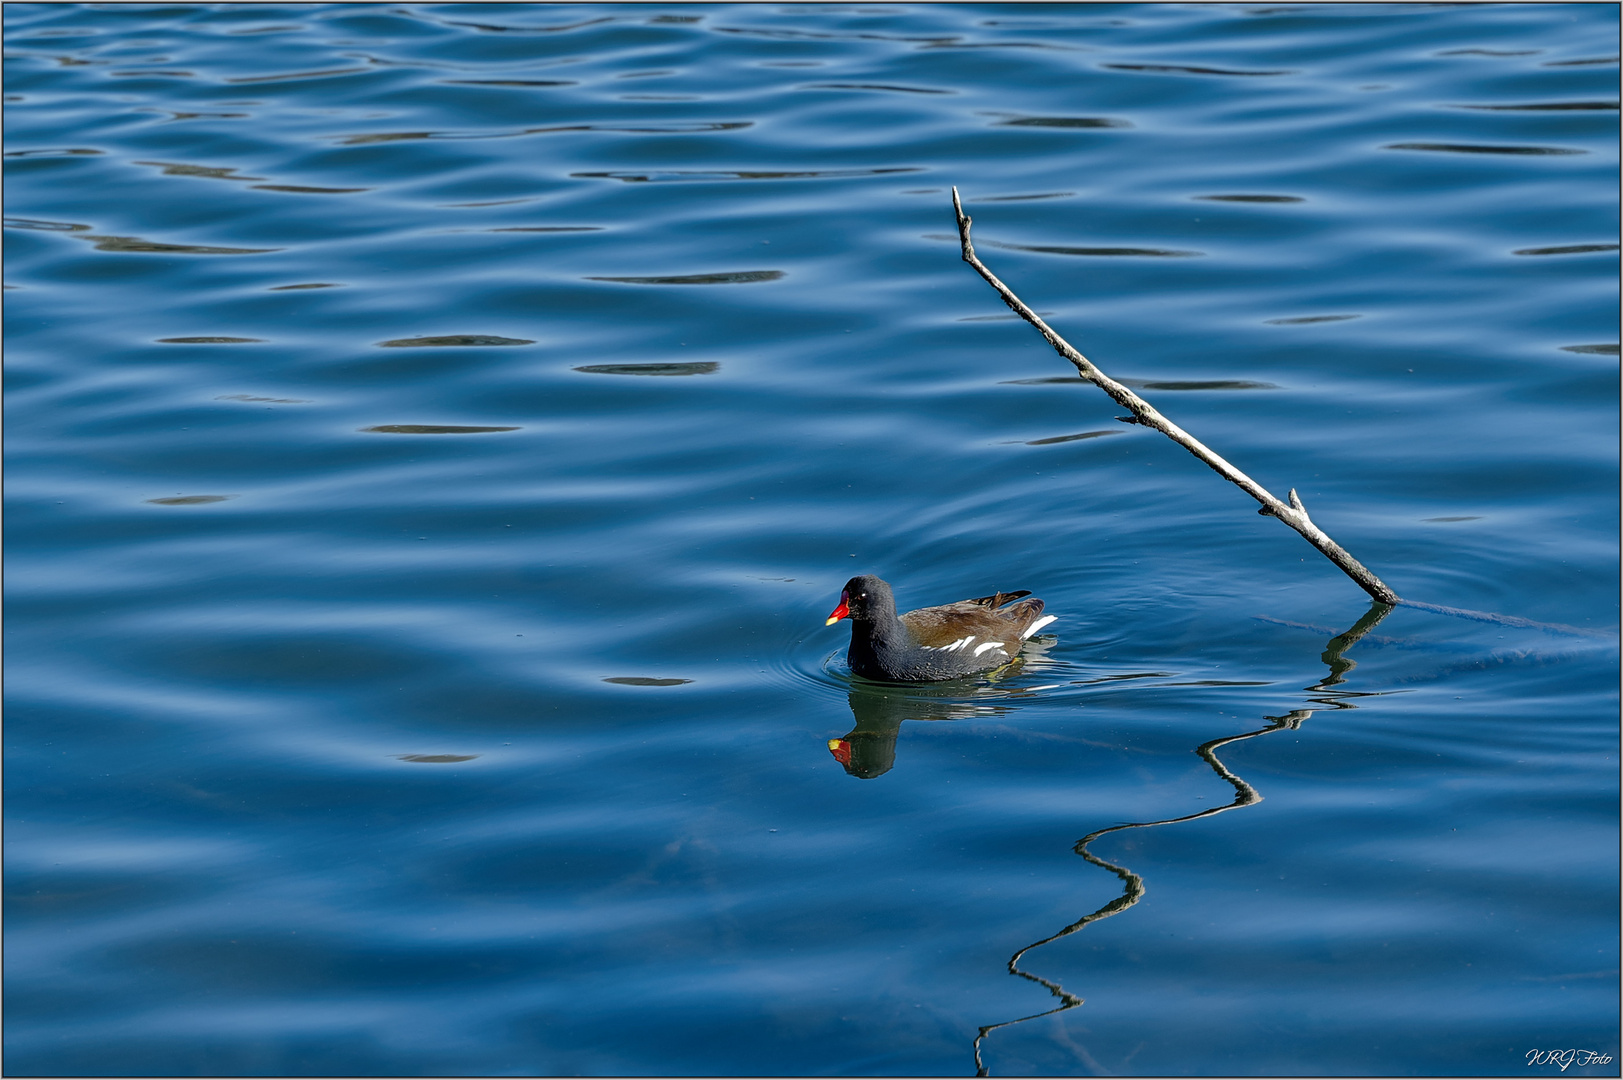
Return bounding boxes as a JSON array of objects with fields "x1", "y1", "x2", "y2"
[{"x1": 825, "y1": 574, "x2": 896, "y2": 626}]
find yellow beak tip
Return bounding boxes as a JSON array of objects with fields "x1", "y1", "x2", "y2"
[{"x1": 824, "y1": 616, "x2": 840, "y2": 626}]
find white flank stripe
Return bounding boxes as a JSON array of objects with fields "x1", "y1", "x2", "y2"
[
  {"x1": 1020, "y1": 614, "x2": 1058, "y2": 640},
  {"x1": 974, "y1": 641, "x2": 1005, "y2": 656},
  {"x1": 955, "y1": 636, "x2": 975, "y2": 652}
]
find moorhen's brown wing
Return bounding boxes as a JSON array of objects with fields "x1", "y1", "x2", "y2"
[{"x1": 899, "y1": 595, "x2": 1045, "y2": 651}]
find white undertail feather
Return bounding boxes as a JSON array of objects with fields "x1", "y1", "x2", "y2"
[{"x1": 1020, "y1": 614, "x2": 1058, "y2": 640}]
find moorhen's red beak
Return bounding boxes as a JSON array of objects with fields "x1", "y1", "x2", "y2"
[
  {"x1": 827, "y1": 738, "x2": 852, "y2": 765},
  {"x1": 824, "y1": 591, "x2": 850, "y2": 625}
]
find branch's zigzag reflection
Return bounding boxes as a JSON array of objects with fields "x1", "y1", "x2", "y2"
[{"x1": 972, "y1": 602, "x2": 1393, "y2": 1076}]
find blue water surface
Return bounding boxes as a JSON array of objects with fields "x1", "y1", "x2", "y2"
[{"x1": 4, "y1": 4, "x2": 1618, "y2": 1076}]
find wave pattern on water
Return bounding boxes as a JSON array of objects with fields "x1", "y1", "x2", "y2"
[{"x1": 5, "y1": 4, "x2": 1617, "y2": 1077}]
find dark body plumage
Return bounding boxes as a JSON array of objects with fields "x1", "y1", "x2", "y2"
[{"x1": 827, "y1": 574, "x2": 1056, "y2": 682}]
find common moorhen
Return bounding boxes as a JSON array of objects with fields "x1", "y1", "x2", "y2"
[{"x1": 825, "y1": 574, "x2": 1057, "y2": 682}]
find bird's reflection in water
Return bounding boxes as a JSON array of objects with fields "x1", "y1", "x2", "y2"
[
  {"x1": 830, "y1": 643, "x2": 1060, "y2": 779},
  {"x1": 830, "y1": 688, "x2": 1019, "y2": 779},
  {"x1": 961, "y1": 601, "x2": 1395, "y2": 1076}
]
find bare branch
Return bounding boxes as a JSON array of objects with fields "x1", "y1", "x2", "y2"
[{"x1": 951, "y1": 186, "x2": 1400, "y2": 606}]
